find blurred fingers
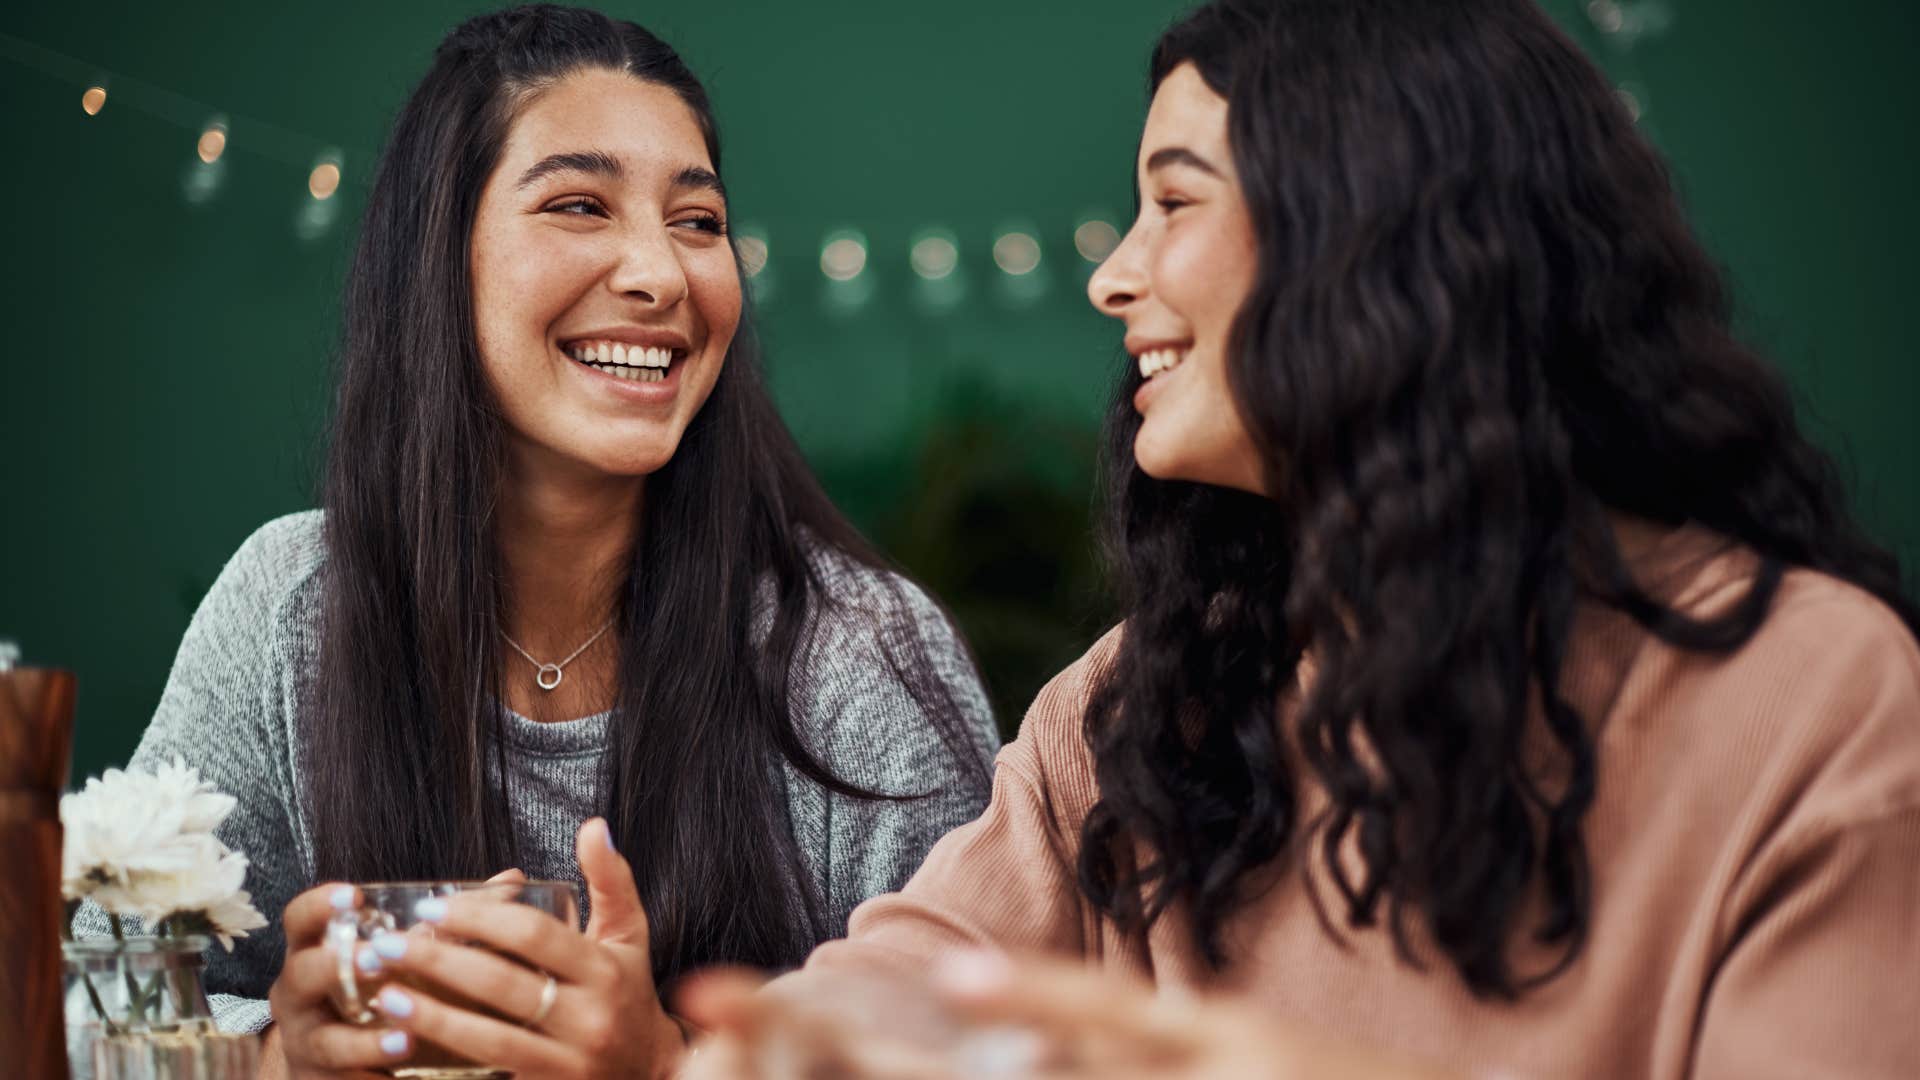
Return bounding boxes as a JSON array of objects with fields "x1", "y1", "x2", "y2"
[
  {"x1": 673, "y1": 966, "x2": 771, "y2": 1035},
  {"x1": 934, "y1": 951, "x2": 1191, "y2": 1057}
]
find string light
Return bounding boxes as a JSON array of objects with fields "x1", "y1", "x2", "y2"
[
  {"x1": 307, "y1": 161, "x2": 341, "y2": 201},
  {"x1": 735, "y1": 231, "x2": 769, "y2": 278},
  {"x1": 1617, "y1": 85, "x2": 1645, "y2": 122},
  {"x1": 1587, "y1": 0, "x2": 1626, "y2": 34},
  {"x1": 196, "y1": 119, "x2": 227, "y2": 164},
  {"x1": 296, "y1": 150, "x2": 345, "y2": 240},
  {"x1": 993, "y1": 231, "x2": 1041, "y2": 277},
  {"x1": 1073, "y1": 219, "x2": 1120, "y2": 264},
  {"x1": 820, "y1": 231, "x2": 868, "y2": 282},
  {"x1": 910, "y1": 231, "x2": 959, "y2": 281},
  {"x1": 17, "y1": 15, "x2": 1678, "y2": 270}
]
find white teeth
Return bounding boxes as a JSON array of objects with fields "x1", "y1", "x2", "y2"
[
  {"x1": 1136, "y1": 348, "x2": 1187, "y2": 379},
  {"x1": 568, "y1": 341, "x2": 682, "y2": 378}
]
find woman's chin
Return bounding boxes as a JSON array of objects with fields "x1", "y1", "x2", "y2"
[
  {"x1": 1131, "y1": 430, "x2": 1190, "y2": 484},
  {"x1": 1132, "y1": 429, "x2": 1271, "y2": 497}
]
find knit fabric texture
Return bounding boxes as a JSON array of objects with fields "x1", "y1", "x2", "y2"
[{"x1": 75, "y1": 510, "x2": 999, "y2": 1034}]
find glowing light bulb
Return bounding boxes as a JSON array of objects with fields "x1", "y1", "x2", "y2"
[
  {"x1": 820, "y1": 233, "x2": 868, "y2": 282},
  {"x1": 308, "y1": 161, "x2": 341, "y2": 200},
  {"x1": 1618, "y1": 87, "x2": 1643, "y2": 122},
  {"x1": 910, "y1": 233, "x2": 959, "y2": 280},
  {"x1": 736, "y1": 232, "x2": 769, "y2": 278},
  {"x1": 993, "y1": 231, "x2": 1041, "y2": 276},
  {"x1": 1073, "y1": 219, "x2": 1120, "y2": 263},
  {"x1": 197, "y1": 123, "x2": 228, "y2": 165},
  {"x1": 1588, "y1": 0, "x2": 1626, "y2": 34},
  {"x1": 81, "y1": 86, "x2": 107, "y2": 116}
]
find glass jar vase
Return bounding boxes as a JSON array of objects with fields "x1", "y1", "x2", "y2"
[{"x1": 62, "y1": 935, "x2": 258, "y2": 1080}]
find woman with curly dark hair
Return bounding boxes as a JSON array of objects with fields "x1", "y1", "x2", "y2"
[{"x1": 676, "y1": 0, "x2": 1920, "y2": 1076}]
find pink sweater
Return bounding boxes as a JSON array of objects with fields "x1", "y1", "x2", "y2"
[{"x1": 803, "y1": 527, "x2": 1920, "y2": 1078}]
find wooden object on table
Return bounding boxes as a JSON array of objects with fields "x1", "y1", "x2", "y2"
[{"x1": 0, "y1": 656, "x2": 78, "y2": 1080}]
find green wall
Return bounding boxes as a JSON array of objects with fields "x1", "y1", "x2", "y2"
[{"x1": 2, "y1": 1, "x2": 1914, "y2": 783}]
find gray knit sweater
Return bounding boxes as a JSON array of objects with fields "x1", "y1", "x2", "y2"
[{"x1": 76, "y1": 511, "x2": 998, "y2": 1034}]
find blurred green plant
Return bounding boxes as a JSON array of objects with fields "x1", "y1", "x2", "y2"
[{"x1": 822, "y1": 377, "x2": 1115, "y2": 740}]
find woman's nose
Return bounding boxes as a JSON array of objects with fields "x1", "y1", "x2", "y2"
[
  {"x1": 607, "y1": 226, "x2": 689, "y2": 308},
  {"x1": 1086, "y1": 220, "x2": 1148, "y2": 318}
]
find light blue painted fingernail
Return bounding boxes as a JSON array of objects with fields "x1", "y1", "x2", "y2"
[
  {"x1": 380, "y1": 1030, "x2": 410, "y2": 1057},
  {"x1": 413, "y1": 897, "x2": 448, "y2": 923},
  {"x1": 603, "y1": 819, "x2": 616, "y2": 851},
  {"x1": 329, "y1": 886, "x2": 356, "y2": 911},
  {"x1": 372, "y1": 932, "x2": 408, "y2": 960},
  {"x1": 355, "y1": 946, "x2": 383, "y2": 974},
  {"x1": 378, "y1": 986, "x2": 415, "y2": 1019}
]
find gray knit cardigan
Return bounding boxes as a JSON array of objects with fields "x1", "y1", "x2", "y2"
[{"x1": 76, "y1": 511, "x2": 999, "y2": 1033}]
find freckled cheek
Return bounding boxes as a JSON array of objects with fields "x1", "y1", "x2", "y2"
[{"x1": 687, "y1": 260, "x2": 744, "y2": 350}]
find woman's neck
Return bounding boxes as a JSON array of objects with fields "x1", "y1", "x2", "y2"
[{"x1": 495, "y1": 444, "x2": 643, "y2": 654}]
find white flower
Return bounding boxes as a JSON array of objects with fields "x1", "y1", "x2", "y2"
[
  {"x1": 60, "y1": 766, "x2": 213, "y2": 906},
  {"x1": 60, "y1": 757, "x2": 262, "y2": 949},
  {"x1": 148, "y1": 756, "x2": 238, "y2": 835},
  {"x1": 132, "y1": 844, "x2": 268, "y2": 951}
]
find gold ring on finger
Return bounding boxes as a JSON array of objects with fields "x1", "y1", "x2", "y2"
[{"x1": 527, "y1": 973, "x2": 559, "y2": 1029}]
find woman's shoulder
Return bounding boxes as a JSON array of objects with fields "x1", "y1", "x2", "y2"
[
  {"x1": 994, "y1": 624, "x2": 1127, "y2": 827},
  {"x1": 779, "y1": 542, "x2": 999, "y2": 757},
  {"x1": 192, "y1": 510, "x2": 331, "y2": 643},
  {"x1": 1656, "y1": 530, "x2": 1919, "y2": 705},
  {"x1": 229, "y1": 509, "x2": 329, "y2": 570},
  {"x1": 791, "y1": 544, "x2": 979, "y2": 699},
  {"x1": 800, "y1": 543, "x2": 944, "y2": 632},
  {"x1": 217, "y1": 510, "x2": 329, "y2": 602},
  {"x1": 1625, "y1": 528, "x2": 1920, "y2": 827}
]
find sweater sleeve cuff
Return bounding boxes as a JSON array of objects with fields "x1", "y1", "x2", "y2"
[{"x1": 210, "y1": 993, "x2": 273, "y2": 1035}]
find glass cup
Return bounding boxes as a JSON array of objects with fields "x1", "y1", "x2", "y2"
[{"x1": 326, "y1": 880, "x2": 581, "y2": 1080}]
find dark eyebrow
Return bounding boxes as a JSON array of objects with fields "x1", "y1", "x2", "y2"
[
  {"x1": 672, "y1": 165, "x2": 726, "y2": 202},
  {"x1": 516, "y1": 150, "x2": 625, "y2": 189},
  {"x1": 1145, "y1": 147, "x2": 1223, "y2": 177}
]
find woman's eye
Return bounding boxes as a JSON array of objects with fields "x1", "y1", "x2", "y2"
[
  {"x1": 673, "y1": 213, "x2": 727, "y2": 235},
  {"x1": 1156, "y1": 196, "x2": 1192, "y2": 214},
  {"x1": 546, "y1": 198, "x2": 607, "y2": 218}
]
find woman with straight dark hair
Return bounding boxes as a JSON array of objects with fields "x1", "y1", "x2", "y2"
[
  {"x1": 78, "y1": 5, "x2": 997, "y2": 1077},
  {"x1": 676, "y1": 1, "x2": 1920, "y2": 1076}
]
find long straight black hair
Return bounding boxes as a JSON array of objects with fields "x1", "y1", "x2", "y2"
[
  {"x1": 1079, "y1": 0, "x2": 1918, "y2": 999},
  {"x1": 308, "y1": 5, "x2": 987, "y2": 985}
]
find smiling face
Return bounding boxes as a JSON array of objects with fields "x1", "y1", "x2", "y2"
[
  {"x1": 469, "y1": 67, "x2": 741, "y2": 481},
  {"x1": 1088, "y1": 63, "x2": 1267, "y2": 496}
]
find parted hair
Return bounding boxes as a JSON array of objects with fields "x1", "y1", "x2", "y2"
[{"x1": 309, "y1": 4, "x2": 987, "y2": 987}]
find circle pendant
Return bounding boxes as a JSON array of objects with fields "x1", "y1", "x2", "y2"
[{"x1": 536, "y1": 664, "x2": 564, "y2": 691}]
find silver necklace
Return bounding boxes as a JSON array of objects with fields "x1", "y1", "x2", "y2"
[{"x1": 501, "y1": 619, "x2": 614, "y2": 691}]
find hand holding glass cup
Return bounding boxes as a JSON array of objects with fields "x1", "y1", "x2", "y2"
[{"x1": 328, "y1": 879, "x2": 581, "y2": 1079}]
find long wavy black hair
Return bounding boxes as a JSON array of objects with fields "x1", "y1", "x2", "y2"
[
  {"x1": 308, "y1": 5, "x2": 987, "y2": 986},
  {"x1": 1079, "y1": 0, "x2": 1918, "y2": 999}
]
